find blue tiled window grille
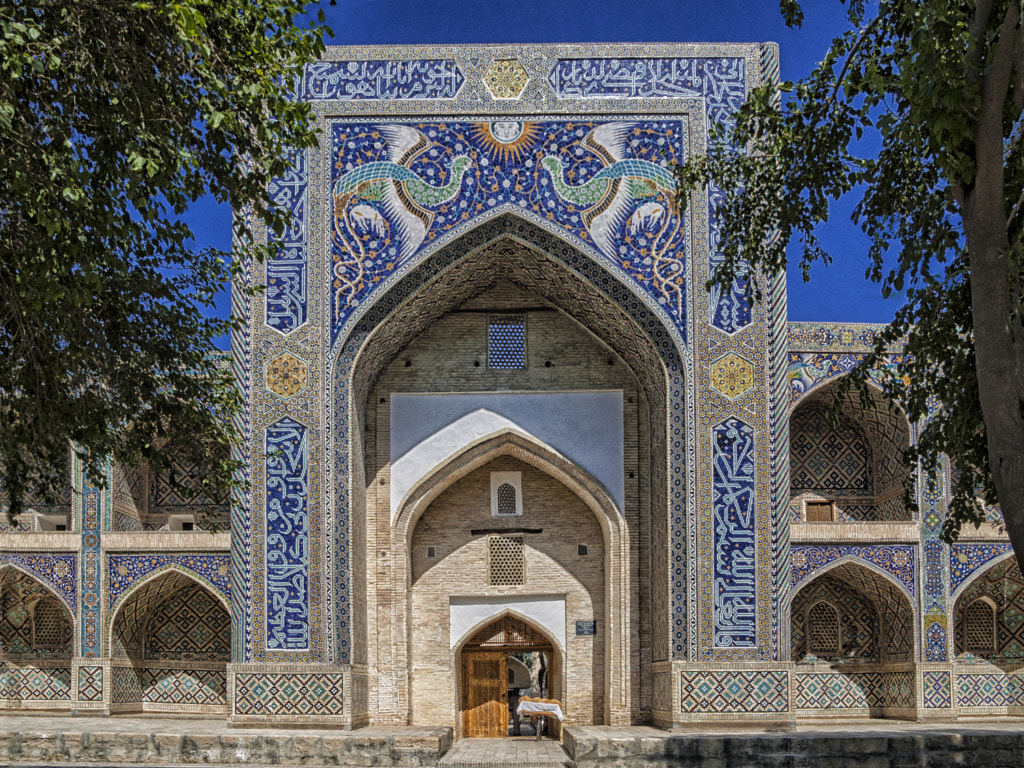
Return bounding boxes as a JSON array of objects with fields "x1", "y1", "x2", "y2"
[{"x1": 488, "y1": 315, "x2": 526, "y2": 369}]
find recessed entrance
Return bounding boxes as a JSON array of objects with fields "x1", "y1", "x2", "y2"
[{"x1": 459, "y1": 615, "x2": 560, "y2": 738}]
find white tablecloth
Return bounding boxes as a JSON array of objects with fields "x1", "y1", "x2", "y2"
[{"x1": 517, "y1": 700, "x2": 564, "y2": 721}]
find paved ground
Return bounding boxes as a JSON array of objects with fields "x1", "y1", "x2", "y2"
[
  {"x1": 0, "y1": 714, "x2": 1023, "y2": 767},
  {"x1": 438, "y1": 737, "x2": 569, "y2": 768}
]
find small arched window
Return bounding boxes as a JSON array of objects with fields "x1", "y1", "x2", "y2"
[
  {"x1": 964, "y1": 598, "x2": 997, "y2": 654},
  {"x1": 496, "y1": 483, "x2": 517, "y2": 515},
  {"x1": 807, "y1": 600, "x2": 841, "y2": 656}
]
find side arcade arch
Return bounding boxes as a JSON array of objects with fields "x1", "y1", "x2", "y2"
[
  {"x1": 789, "y1": 377, "x2": 912, "y2": 523},
  {"x1": 0, "y1": 565, "x2": 74, "y2": 709},
  {"x1": 108, "y1": 568, "x2": 231, "y2": 714},
  {"x1": 331, "y1": 213, "x2": 686, "y2": 726}
]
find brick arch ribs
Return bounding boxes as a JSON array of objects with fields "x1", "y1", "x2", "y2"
[
  {"x1": 396, "y1": 429, "x2": 625, "y2": 722},
  {"x1": 333, "y1": 213, "x2": 685, "y2": 723}
]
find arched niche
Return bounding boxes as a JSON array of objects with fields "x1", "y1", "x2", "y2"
[
  {"x1": 789, "y1": 559, "x2": 917, "y2": 665},
  {"x1": 108, "y1": 568, "x2": 231, "y2": 713},
  {"x1": 953, "y1": 557, "x2": 1024, "y2": 665},
  {"x1": 333, "y1": 213, "x2": 684, "y2": 726},
  {"x1": 789, "y1": 377, "x2": 911, "y2": 523}
]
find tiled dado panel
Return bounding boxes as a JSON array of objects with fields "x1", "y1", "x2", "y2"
[
  {"x1": 793, "y1": 671, "x2": 914, "y2": 711},
  {"x1": 233, "y1": 671, "x2": 345, "y2": 717},
  {"x1": 678, "y1": 670, "x2": 789, "y2": 714}
]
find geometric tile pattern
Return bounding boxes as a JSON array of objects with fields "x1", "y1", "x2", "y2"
[
  {"x1": 234, "y1": 672, "x2": 344, "y2": 716},
  {"x1": 790, "y1": 404, "x2": 871, "y2": 497},
  {"x1": 142, "y1": 668, "x2": 227, "y2": 706},
  {"x1": 144, "y1": 583, "x2": 230, "y2": 662},
  {"x1": 483, "y1": 59, "x2": 529, "y2": 99},
  {"x1": 794, "y1": 671, "x2": 914, "y2": 710},
  {"x1": 923, "y1": 670, "x2": 952, "y2": 708},
  {"x1": 77, "y1": 665, "x2": 103, "y2": 702},
  {"x1": 955, "y1": 672, "x2": 1024, "y2": 708},
  {"x1": 148, "y1": 446, "x2": 229, "y2": 519},
  {"x1": 678, "y1": 670, "x2": 788, "y2": 713},
  {"x1": 954, "y1": 558, "x2": 1024, "y2": 660},
  {"x1": 111, "y1": 666, "x2": 142, "y2": 704},
  {"x1": 10, "y1": 666, "x2": 72, "y2": 701},
  {"x1": 710, "y1": 352, "x2": 754, "y2": 400},
  {"x1": 266, "y1": 352, "x2": 308, "y2": 397}
]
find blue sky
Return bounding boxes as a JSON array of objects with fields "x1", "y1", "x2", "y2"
[{"x1": 192, "y1": 0, "x2": 903, "y2": 344}]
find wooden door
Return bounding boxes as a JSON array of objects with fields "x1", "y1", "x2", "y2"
[{"x1": 461, "y1": 651, "x2": 508, "y2": 737}]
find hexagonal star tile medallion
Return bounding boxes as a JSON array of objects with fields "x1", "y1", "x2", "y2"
[
  {"x1": 710, "y1": 352, "x2": 754, "y2": 400},
  {"x1": 483, "y1": 59, "x2": 529, "y2": 99},
  {"x1": 266, "y1": 353, "x2": 307, "y2": 398}
]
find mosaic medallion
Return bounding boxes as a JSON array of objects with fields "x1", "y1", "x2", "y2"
[
  {"x1": 266, "y1": 353, "x2": 308, "y2": 398},
  {"x1": 710, "y1": 352, "x2": 754, "y2": 399},
  {"x1": 483, "y1": 59, "x2": 529, "y2": 99}
]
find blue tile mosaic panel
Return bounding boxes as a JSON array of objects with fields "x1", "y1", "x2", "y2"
[
  {"x1": 950, "y1": 543, "x2": 1013, "y2": 595},
  {"x1": 790, "y1": 545, "x2": 916, "y2": 596},
  {"x1": 329, "y1": 119, "x2": 687, "y2": 343},
  {"x1": 549, "y1": 57, "x2": 750, "y2": 333},
  {"x1": 266, "y1": 148, "x2": 308, "y2": 333},
  {"x1": 265, "y1": 418, "x2": 310, "y2": 650},
  {"x1": 298, "y1": 60, "x2": 464, "y2": 101},
  {"x1": 0, "y1": 554, "x2": 76, "y2": 613},
  {"x1": 107, "y1": 554, "x2": 231, "y2": 609},
  {"x1": 711, "y1": 418, "x2": 756, "y2": 648}
]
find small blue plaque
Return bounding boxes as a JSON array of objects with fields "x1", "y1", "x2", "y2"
[{"x1": 576, "y1": 620, "x2": 596, "y2": 636}]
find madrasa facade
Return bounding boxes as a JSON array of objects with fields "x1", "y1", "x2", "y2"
[{"x1": 1, "y1": 43, "x2": 1022, "y2": 732}]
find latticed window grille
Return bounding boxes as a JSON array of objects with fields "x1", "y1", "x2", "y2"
[
  {"x1": 488, "y1": 315, "x2": 526, "y2": 369},
  {"x1": 488, "y1": 534, "x2": 525, "y2": 586},
  {"x1": 496, "y1": 483, "x2": 517, "y2": 515},
  {"x1": 807, "y1": 601, "x2": 841, "y2": 656},
  {"x1": 964, "y1": 599, "x2": 997, "y2": 653},
  {"x1": 32, "y1": 598, "x2": 69, "y2": 648}
]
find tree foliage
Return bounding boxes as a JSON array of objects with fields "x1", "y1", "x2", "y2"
[
  {"x1": 0, "y1": 0, "x2": 326, "y2": 518},
  {"x1": 675, "y1": 1, "x2": 1024, "y2": 556}
]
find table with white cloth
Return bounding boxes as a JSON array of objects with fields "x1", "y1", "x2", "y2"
[{"x1": 516, "y1": 699, "x2": 563, "y2": 739}]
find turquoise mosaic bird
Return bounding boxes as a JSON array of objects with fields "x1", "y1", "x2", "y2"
[
  {"x1": 333, "y1": 125, "x2": 472, "y2": 259},
  {"x1": 541, "y1": 123, "x2": 677, "y2": 257}
]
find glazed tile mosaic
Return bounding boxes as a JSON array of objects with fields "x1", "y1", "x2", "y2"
[{"x1": 1, "y1": 43, "x2": 1019, "y2": 726}]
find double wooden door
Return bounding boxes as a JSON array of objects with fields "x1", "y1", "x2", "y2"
[{"x1": 461, "y1": 651, "x2": 508, "y2": 738}]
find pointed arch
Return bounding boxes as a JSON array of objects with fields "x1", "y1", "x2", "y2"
[
  {"x1": 0, "y1": 562, "x2": 76, "y2": 618},
  {"x1": 394, "y1": 428, "x2": 625, "y2": 554},
  {"x1": 108, "y1": 566, "x2": 231, "y2": 660},
  {"x1": 0, "y1": 565, "x2": 75, "y2": 658},
  {"x1": 330, "y1": 211, "x2": 685, "y2": 693},
  {"x1": 789, "y1": 557, "x2": 918, "y2": 663}
]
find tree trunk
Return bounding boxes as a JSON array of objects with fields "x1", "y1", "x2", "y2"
[{"x1": 964, "y1": 2, "x2": 1024, "y2": 576}]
